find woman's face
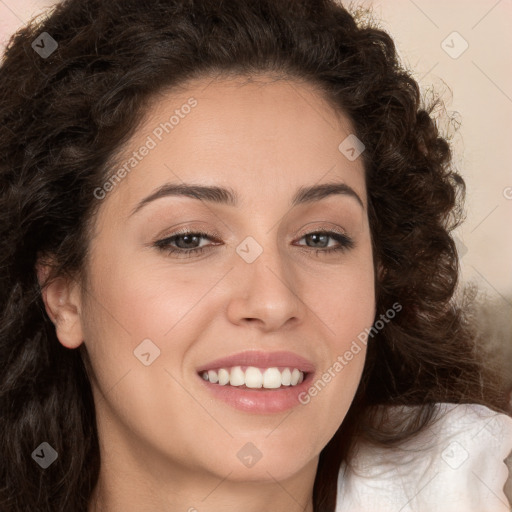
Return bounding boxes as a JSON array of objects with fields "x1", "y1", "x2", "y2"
[{"x1": 60, "y1": 75, "x2": 375, "y2": 488}]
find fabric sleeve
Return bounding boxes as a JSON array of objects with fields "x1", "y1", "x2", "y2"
[
  {"x1": 336, "y1": 403, "x2": 512, "y2": 512},
  {"x1": 505, "y1": 451, "x2": 512, "y2": 506}
]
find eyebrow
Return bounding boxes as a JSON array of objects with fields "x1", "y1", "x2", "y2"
[{"x1": 129, "y1": 180, "x2": 365, "y2": 217}]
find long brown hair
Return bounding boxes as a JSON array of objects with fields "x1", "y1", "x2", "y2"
[{"x1": 0, "y1": 1, "x2": 507, "y2": 510}]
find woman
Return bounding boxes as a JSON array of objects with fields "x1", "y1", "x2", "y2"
[{"x1": 0, "y1": 0, "x2": 510, "y2": 511}]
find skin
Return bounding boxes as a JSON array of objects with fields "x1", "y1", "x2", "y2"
[{"x1": 38, "y1": 74, "x2": 376, "y2": 512}]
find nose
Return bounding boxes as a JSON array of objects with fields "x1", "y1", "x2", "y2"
[{"x1": 225, "y1": 239, "x2": 304, "y2": 332}]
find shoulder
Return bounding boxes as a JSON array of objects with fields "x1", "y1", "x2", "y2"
[{"x1": 336, "y1": 403, "x2": 512, "y2": 512}]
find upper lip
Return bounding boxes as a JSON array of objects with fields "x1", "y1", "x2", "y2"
[{"x1": 196, "y1": 350, "x2": 316, "y2": 373}]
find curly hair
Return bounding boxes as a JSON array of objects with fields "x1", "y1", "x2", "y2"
[{"x1": 0, "y1": 0, "x2": 507, "y2": 510}]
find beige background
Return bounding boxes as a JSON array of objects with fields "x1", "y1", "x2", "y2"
[{"x1": 1, "y1": 0, "x2": 511, "y2": 304}]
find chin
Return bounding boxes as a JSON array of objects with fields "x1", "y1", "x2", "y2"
[{"x1": 201, "y1": 437, "x2": 319, "y2": 483}]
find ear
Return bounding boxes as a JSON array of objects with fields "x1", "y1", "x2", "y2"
[{"x1": 36, "y1": 259, "x2": 85, "y2": 349}]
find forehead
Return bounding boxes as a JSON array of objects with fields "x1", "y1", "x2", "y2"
[
  {"x1": 99, "y1": 74, "x2": 366, "y2": 219},
  {"x1": 149, "y1": 73, "x2": 355, "y2": 147}
]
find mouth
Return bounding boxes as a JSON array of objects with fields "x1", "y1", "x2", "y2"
[{"x1": 195, "y1": 351, "x2": 315, "y2": 413}]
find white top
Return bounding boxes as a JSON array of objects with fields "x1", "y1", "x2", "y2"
[{"x1": 336, "y1": 403, "x2": 512, "y2": 511}]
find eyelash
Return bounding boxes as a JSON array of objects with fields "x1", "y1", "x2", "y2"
[{"x1": 153, "y1": 228, "x2": 355, "y2": 258}]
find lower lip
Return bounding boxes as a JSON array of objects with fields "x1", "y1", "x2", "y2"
[{"x1": 197, "y1": 373, "x2": 314, "y2": 414}]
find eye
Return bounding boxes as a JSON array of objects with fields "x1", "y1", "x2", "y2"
[
  {"x1": 153, "y1": 228, "x2": 354, "y2": 258},
  {"x1": 294, "y1": 230, "x2": 355, "y2": 255},
  {"x1": 153, "y1": 229, "x2": 221, "y2": 258}
]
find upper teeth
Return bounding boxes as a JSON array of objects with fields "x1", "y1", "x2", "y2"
[{"x1": 201, "y1": 366, "x2": 305, "y2": 388}]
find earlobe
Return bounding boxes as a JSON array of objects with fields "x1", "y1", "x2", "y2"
[{"x1": 36, "y1": 260, "x2": 85, "y2": 350}]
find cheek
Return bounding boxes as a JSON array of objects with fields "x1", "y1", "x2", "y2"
[
  {"x1": 78, "y1": 245, "x2": 226, "y2": 402},
  {"x1": 307, "y1": 245, "x2": 376, "y2": 346},
  {"x1": 82, "y1": 243, "x2": 203, "y2": 341}
]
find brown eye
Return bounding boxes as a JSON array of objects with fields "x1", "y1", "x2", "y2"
[{"x1": 154, "y1": 230, "x2": 221, "y2": 258}]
